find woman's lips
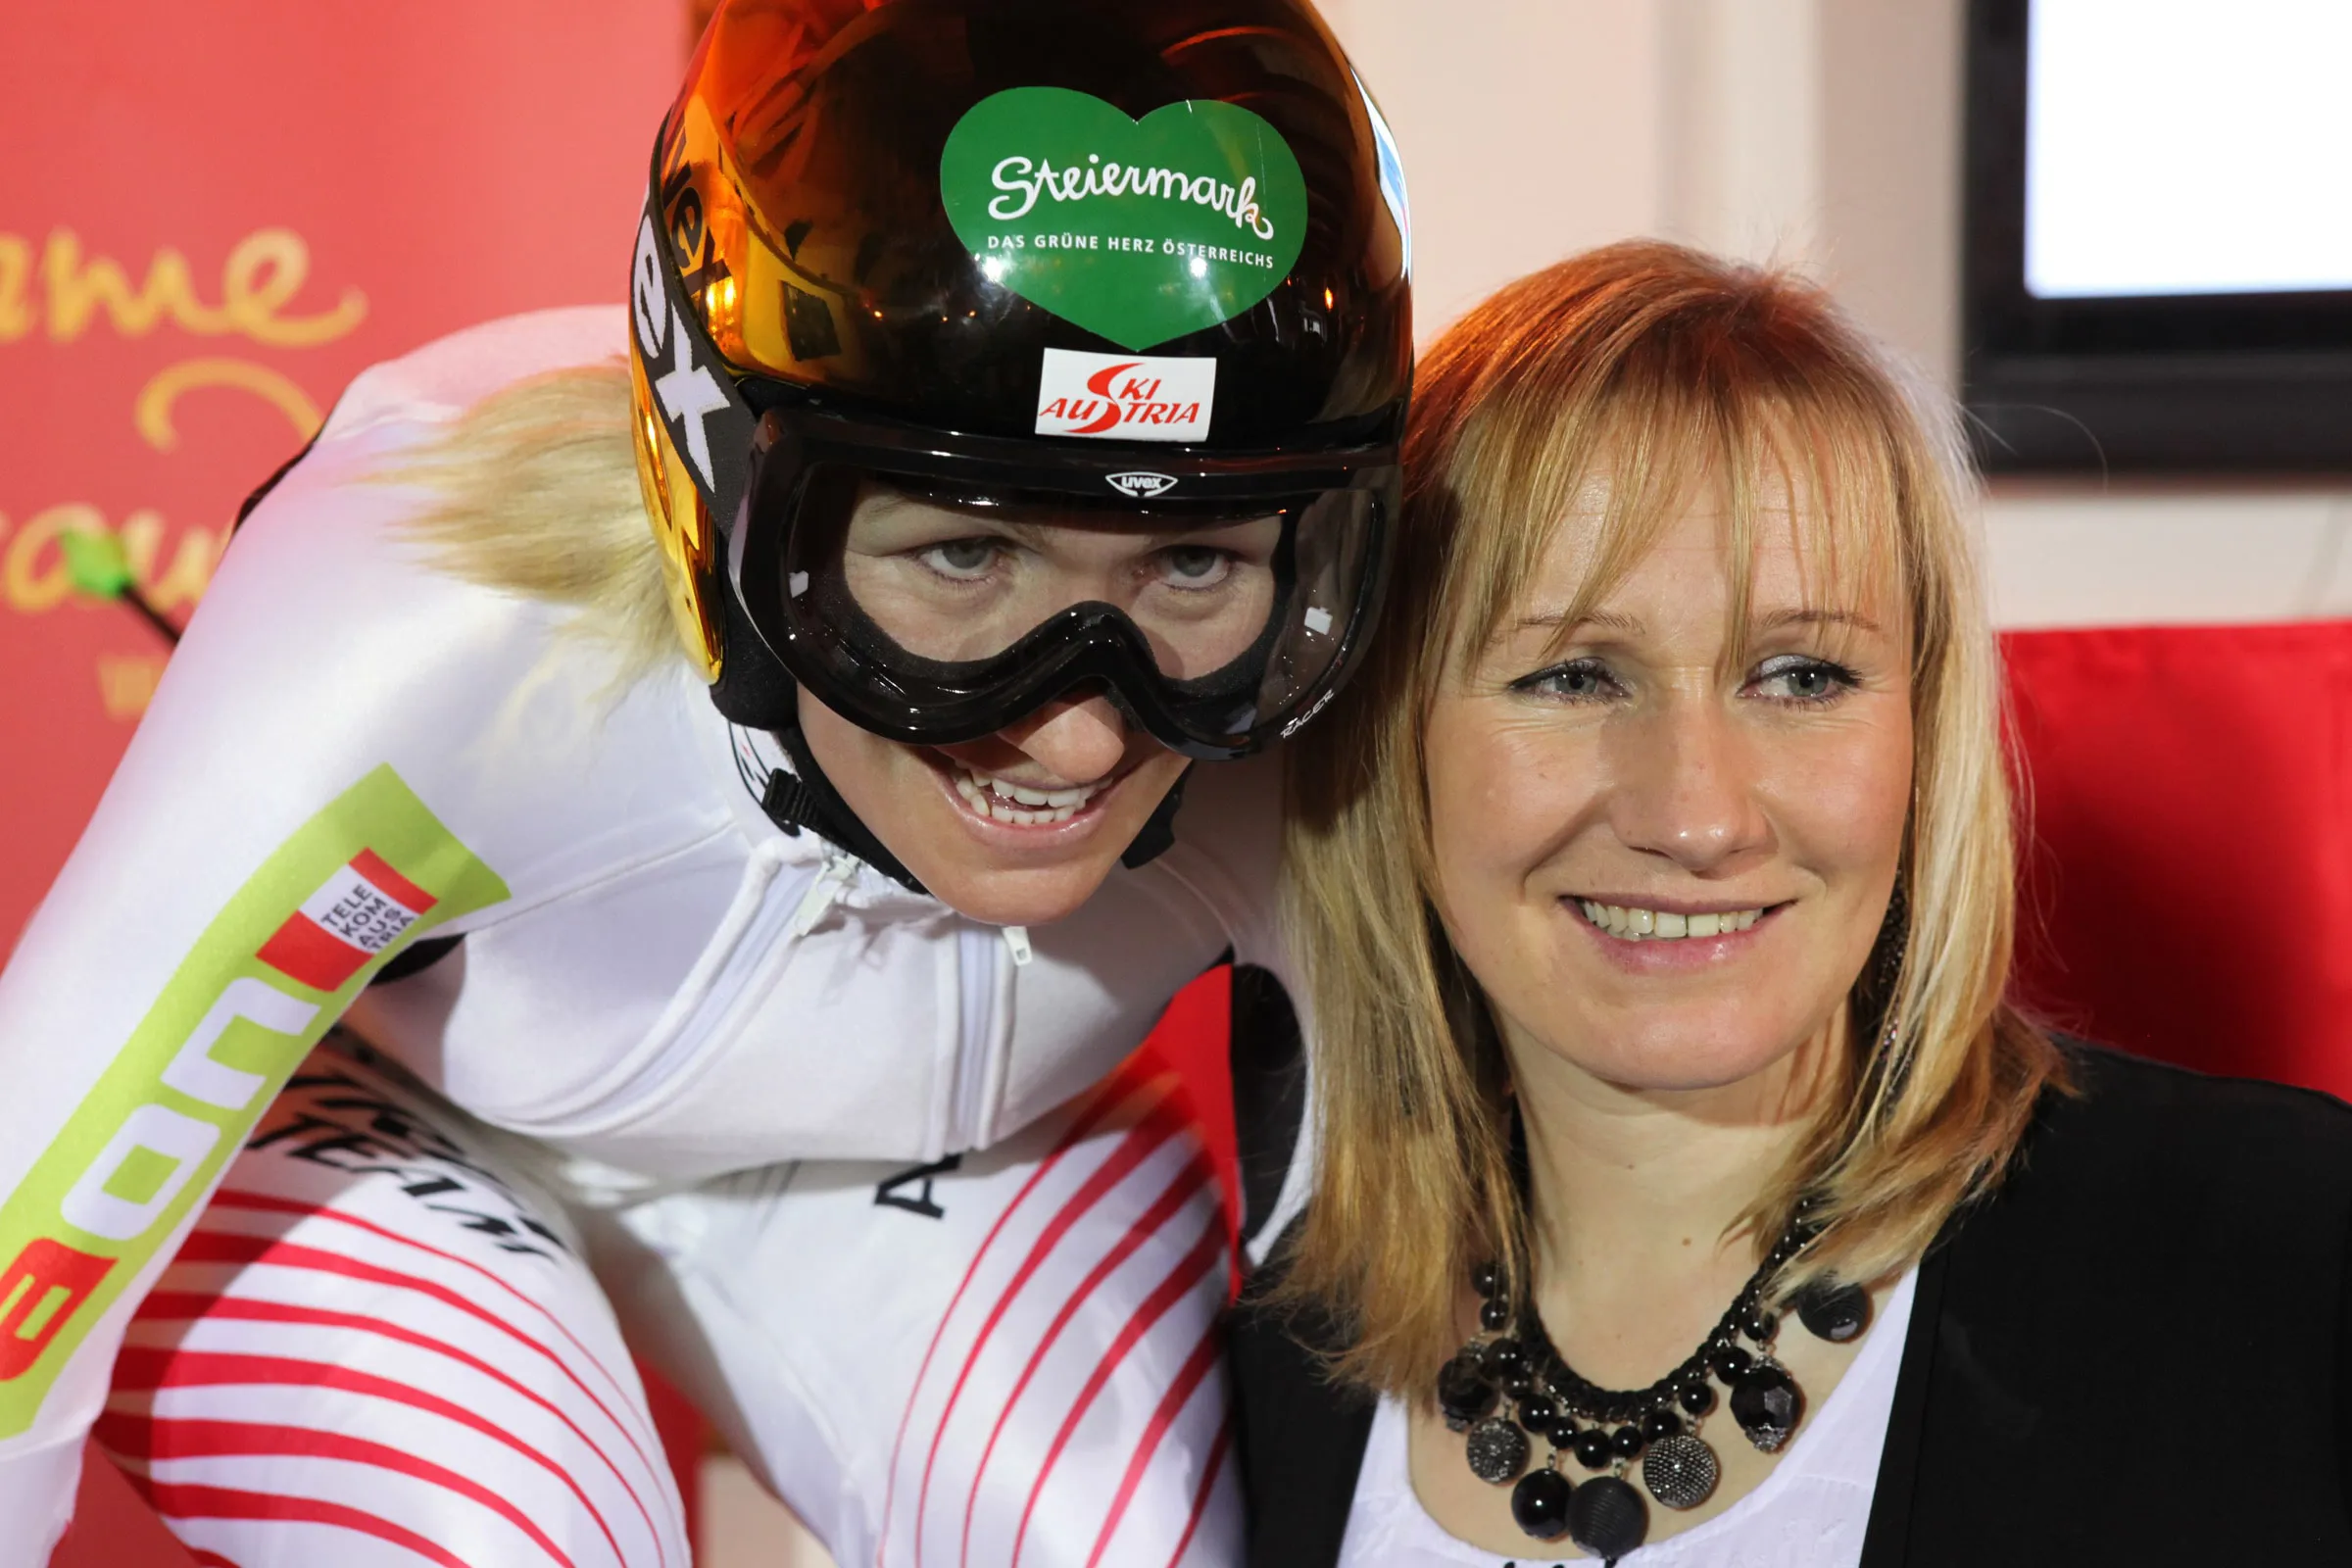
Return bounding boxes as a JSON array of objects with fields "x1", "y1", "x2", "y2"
[
  {"x1": 1565, "y1": 896, "x2": 1791, "y2": 966},
  {"x1": 1573, "y1": 898, "x2": 1774, "y2": 942}
]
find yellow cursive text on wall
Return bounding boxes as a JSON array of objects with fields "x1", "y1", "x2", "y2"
[
  {"x1": 0, "y1": 228, "x2": 367, "y2": 347},
  {"x1": 136, "y1": 359, "x2": 323, "y2": 452}
]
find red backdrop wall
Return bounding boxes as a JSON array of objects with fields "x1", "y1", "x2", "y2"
[
  {"x1": 4, "y1": 7, "x2": 686, "y2": 1561},
  {"x1": 0, "y1": 1, "x2": 687, "y2": 958}
]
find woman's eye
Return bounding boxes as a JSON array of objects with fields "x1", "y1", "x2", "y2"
[
  {"x1": 918, "y1": 538, "x2": 1000, "y2": 579},
  {"x1": 1156, "y1": 546, "x2": 1232, "y2": 589},
  {"x1": 1752, "y1": 656, "x2": 1854, "y2": 704},
  {"x1": 1513, "y1": 659, "x2": 1620, "y2": 702}
]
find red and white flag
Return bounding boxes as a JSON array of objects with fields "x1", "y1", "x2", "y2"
[{"x1": 256, "y1": 850, "x2": 438, "y2": 992}]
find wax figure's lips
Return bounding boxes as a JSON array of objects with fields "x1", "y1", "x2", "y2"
[
  {"x1": 921, "y1": 749, "x2": 1135, "y2": 844},
  {"x1": 952, "y1": 764, "x2": 1110, "y2": 825}
]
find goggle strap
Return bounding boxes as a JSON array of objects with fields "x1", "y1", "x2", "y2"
[{"x1": 707, "y1": 562, "x2": 801, "y2": 729}]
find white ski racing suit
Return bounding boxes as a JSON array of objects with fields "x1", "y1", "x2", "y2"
[{"x1": 0, "y1": 308, "x2": 1301, "y2": 1566}]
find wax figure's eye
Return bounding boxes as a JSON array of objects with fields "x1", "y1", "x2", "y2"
[
  {"x1": 1749, "y1": 654, "x2": 1856, "y2": 706},
  {"x1": 1512, "y1": 658, "x2": 1623, "y2": 703},
  {"x1": 1155, "y1": 545, "x2": 1234, "y2": 591},
  {"x1": 918, "y1": 538, "x2": 1002, "y2": 580}
]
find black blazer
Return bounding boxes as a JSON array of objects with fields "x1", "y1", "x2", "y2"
[{"x1": 1227, "y1": 1046, "x2": 2352, "y2": 1565}]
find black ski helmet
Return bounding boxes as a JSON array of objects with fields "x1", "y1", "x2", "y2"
[{"x1": 630, "y1": 0, "x2": 1411, "y2": 764}]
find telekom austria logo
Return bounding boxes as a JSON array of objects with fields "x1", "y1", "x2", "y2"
[
  {"x1": 1035, "y1": 347, "x2": 1215, "y2": 443},
  {"x1": 0, "y1": 848, "x2": 436, "y2": 1384}
]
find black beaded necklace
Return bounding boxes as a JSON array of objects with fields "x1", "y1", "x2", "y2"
[{"x1": 1439, "y1": 1209, "x2": 1872, "y2": 1563}]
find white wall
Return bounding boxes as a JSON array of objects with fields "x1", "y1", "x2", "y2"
[
  {"x1": 1318, "y1": 0, "x2": 1671, "y2": 336},
  {"x1": 1319, "y1": 0, "x2": 2352, "y2": 630}
]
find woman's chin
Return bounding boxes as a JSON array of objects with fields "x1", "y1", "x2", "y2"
[
  {"x1": 1592, "y1": 1048, "x2": 1801, "y2": 1098},
  {"x1": 892, "y1": 794, "x2": 1154, "y2": 926},
  {"x1": 1519, "y1": 1000, "x2": 1824, "y2": 1098},
  {"x1": 940, "y1": 869, "x2": 1105, "y2": 928}
]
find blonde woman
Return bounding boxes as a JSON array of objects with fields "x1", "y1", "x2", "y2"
[{"x1": 1231, "y1": 242, "x2": 2352, "y2": 1565}]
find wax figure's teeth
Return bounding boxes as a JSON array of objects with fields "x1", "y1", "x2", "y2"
[
  {"x1": 1577, "y1": 901, "x2": 1766, "y2": 941},
  {"x1": 953, "y1": 767, "x2": 1104, "y2": 825}
]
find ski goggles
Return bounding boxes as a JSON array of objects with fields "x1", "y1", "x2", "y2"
[{"x1": 731, "y1": 402, "x2": 1397, "y2": 760}]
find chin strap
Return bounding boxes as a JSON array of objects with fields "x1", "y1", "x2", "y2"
[
  {"x1": 1120, "y1": 764, "x2": 1192, "y2": 870},
  {"x1": 763, "y1": 725, "x2": 931, "y2": 895},
  {"x1": 704, "y1": 562, "x2": 931, "y2": 892}
]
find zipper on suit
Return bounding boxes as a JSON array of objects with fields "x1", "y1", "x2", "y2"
[
  {"x1": 950, "y1": 921, "x2": 1011, "y2": 1151},
  {"x1": 787, "y1": 848, "x2": 860, "y2": 937}
]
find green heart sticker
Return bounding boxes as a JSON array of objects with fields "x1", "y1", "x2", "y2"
[{"x1": 941, "y1": 87, "x2": 1308, "y2": 351}]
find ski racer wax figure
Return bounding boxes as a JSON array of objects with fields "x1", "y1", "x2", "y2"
[{"x1": 0, "y1": 0, "x2": 1412, "y2": 1563}]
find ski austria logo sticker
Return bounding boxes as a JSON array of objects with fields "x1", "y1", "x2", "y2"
[
  {"x1": 1037, "y1": 348, "x2": 1215, "y2": 443},
  {"x1": 942, "y1": 86, "x2": 1308, "y2": 351}
]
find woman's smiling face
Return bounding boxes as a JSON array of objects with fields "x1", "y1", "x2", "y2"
[{"x1": 1424, "y1": 473, "x2": 1914, "y2": 1094}]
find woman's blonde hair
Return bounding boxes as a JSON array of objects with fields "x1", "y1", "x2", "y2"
[
  {"x1": 1281, "y1": 240, "x2": 2063, "y2": 1395},
  {"x1": 386, "y1": 362, "x2": 680, "y2": 685}
]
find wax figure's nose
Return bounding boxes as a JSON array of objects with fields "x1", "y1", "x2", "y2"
[
  {"x1": 993, "y1": 693, "x2": 1135, "y2": 784},
  {"x1": 1608, "y1": 697, "x2": 1773, "y2": 873}
]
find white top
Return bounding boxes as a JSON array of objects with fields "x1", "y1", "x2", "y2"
[
  {"x1": 1338, "y1": 1267, "x2": 1919, "y2": 1568},
  {"x1": 0, "y1": 306, "x2": 1285, "y2": 1546}
]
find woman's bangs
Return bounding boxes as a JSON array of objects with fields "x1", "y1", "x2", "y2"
[
  {"x1": 1442, "y1": 373, "x2": 1697, "y2": 668},
  {"x1": 1442, "y1": 368, "x2": 1909, "y2": 675},
  {"x1": 1724, "y1": 390, "x2": 1913, "y2": 672}
]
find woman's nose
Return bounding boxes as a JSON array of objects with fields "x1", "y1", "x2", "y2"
[
  {"x1": 1607, "y1": 695, "x2": 1771, "y2": 873},
  {"x1": 996, "y1": 693, "x2": 1133, "y2": 785}
]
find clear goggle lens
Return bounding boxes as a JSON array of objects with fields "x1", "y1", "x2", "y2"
[
  {"x1": 836, "y1": 480, "x2": 1287, "y2": 678},
  {"x1": 784, "y1": 470, "x2": 1374, "y2": 739}
]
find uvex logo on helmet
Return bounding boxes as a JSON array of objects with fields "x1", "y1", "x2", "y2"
[
  {"x1": 1035, "y1": 348, "x2": 1215, "y2": 443},
  {"x1": 1106, "y1": 471, "x2": 1179, "y2": 498}
]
